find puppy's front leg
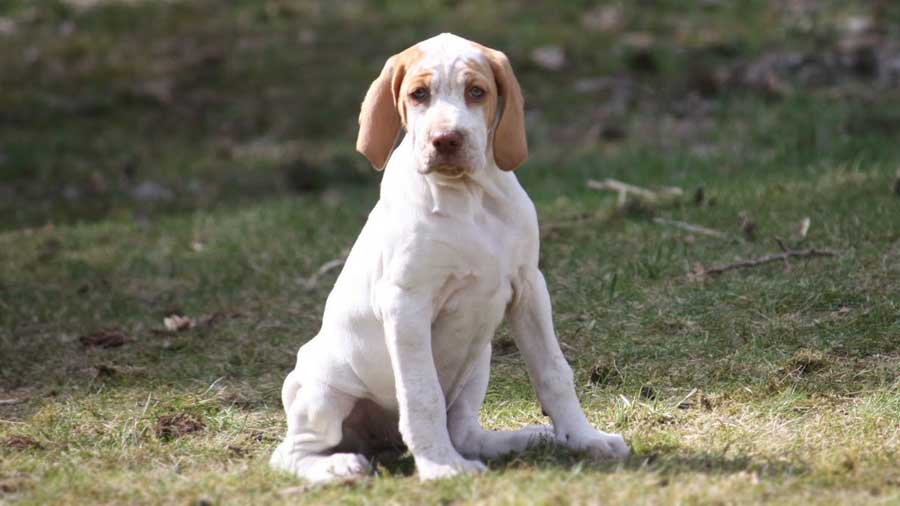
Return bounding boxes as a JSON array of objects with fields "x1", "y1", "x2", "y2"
[
  {"x1": 379, "y1": 284, "x2": 487, "y2": 480},
  {"x1": 509, "y1": 269, "x2": 630, "y2": 460}
]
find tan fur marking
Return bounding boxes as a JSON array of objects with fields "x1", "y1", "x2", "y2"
[
  {"x1": 460, "y1": 60, "x2": 498, "y2": 132},
  {"x1": 356, "y1": 46, "x2": 424, "y2": 170},
  {"x1": 471, "y1": 42, "x2": 528, "y2": 171},
  {"x1": 398, "y1": 72, "x2": 433, "y2": 126}
]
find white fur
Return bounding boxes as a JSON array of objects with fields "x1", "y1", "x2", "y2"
[{"x1": 271, "y1": 33, "x2": 629, "y2": 483}]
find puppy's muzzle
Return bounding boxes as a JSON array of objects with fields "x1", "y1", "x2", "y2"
[
  {"x1": 422, "y1": 130, "x2": 469, "y2": 177},
  {"x1": 431, "y1": 130, "x2": 464, "y2": 156}
]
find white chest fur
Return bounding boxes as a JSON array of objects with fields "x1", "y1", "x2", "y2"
[
  {"x1": 369, "y1": 168, "x2": 527, "y2": 407},
  {"x1": 295, "y1": 151, "x2": 537, "y2": 410}
]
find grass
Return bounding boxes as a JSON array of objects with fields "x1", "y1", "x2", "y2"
[{"x1": 2, "y1": 0, "x2": 900, "y2": 504}]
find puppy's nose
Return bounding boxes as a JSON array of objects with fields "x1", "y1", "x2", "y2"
[{"x1": 431, "y1": 131, "x2": 464, "y2": 155}]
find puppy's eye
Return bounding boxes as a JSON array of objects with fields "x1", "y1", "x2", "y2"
[
  {"x1": 410, "y1": 88, "x2": 429, "y2": 101},
  {"x1": 467, "y1": 86, "x2": 485, "y2": 100}
]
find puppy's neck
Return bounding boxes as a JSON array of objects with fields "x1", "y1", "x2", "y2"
[{"x1": 380, "y1": 137, "x2": 508, "y2": 219}]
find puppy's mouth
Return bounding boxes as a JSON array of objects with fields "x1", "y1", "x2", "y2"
[{"x1": 419, "y1": 163, "x2": 470, "y2": 178}]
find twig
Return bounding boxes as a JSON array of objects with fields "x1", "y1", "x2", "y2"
[
  {"x1": 675, "y1": 388, "x2": 698, "y2": 409},
  {"x1": 588, "y1": 179, "x2": 661, "y2": 200},
  {"x1": 653, "y1": 217, "x2": 729, "y2": 239},
  {"x1": 773, "y1": 237, "x2": 792, "y2": 270},
  {"x1": 587, "y1": 178, "x2": 683, "y2": 208},
  {"x1": 695, "y1": 249, "x2": 838, "y2": 277},
  {"x1": 313, "y1": 258, "x2": 345, "y2": 277},
  {"x1": 300, "y1": 257, "x2": 346, "y2": 289}
]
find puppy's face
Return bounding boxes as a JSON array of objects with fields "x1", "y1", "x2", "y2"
[
  {"x1": 356, "y1": 33, "x2": 528, "y2": 174},
  {"x1": 397, "y1": 39, "x2": 497, "y2": 178}
]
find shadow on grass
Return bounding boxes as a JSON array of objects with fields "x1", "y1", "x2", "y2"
[{"x1": 365, "y1": 441, "x2": 808, "y2": 480}]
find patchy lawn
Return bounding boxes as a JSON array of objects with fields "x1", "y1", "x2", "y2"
[{"x1": 1, "y1": 1, "x2": 899, "y2": 505}]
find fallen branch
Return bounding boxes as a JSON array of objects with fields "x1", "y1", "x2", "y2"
[
  {"x1": 693, "y1": 248, "x2": 839, "y2": 278},
  {"x1": 587, "y1": 178, "x2": 683, "y2": 208},
  {"x1": 300, "y1": 257, "x2": 346, "y2": 289},
  {"x1": 653, "y1": 217, "x2": 729, "y2": 239}
]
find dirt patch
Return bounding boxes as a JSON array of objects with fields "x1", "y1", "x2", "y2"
[
  {"x1": 154, "y1": 412, "x2": 205, "y2": 440},
  {"x1": 82, "y1": 363, "x2": 149, "y2": 379},
  {"x1": 78, "y1": 329, "x2": 127, "y2": 349},
  {"x1": 3, "y1": 435, "x2": 41, "y2": 451},
  {"x1": 227, "y1": 445, "x2": 247, "y2": 458},
  {"x1": 589, "y1": 357, "x2": 623, "y2": 386},
  {"x1": 782, "y1": 349, "x2": 828, "y2": 377},
  {"x1": 0, "y1": 472, "x2": 33, "y2": 494}
]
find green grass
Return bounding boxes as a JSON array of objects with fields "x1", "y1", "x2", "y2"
[{"x1": 2, "y1": 1, "x2": 900, "y2": 504}]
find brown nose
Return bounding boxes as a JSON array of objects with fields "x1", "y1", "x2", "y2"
[{"x1": 431, "y1": 131, "x2": 464, "y2": 155}]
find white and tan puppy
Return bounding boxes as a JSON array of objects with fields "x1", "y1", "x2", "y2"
[{"x1": 271, "y1": 33, "x2": 629, "y2": 483}]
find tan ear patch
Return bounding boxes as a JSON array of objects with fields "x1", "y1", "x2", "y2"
[
  {"x1": 476, "y1": 44, "x2": 528, "y2": 171},
  {"x1": 356, "y1": 47, "x2": 423, "y2": 170}
]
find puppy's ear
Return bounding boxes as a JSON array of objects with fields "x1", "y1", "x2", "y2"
[
  {"x1": 481, "y1": 47, "x2": 527, "y2": 171},
  {"x1": 356, "y1": 48, "x2": 418, "y2": 171}
]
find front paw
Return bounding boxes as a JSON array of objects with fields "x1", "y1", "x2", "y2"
[
  {"x1": 567, "y1": 431, "x2": 630, "y2": 461},
  {"x1": 416, "y1": 453, "x2": 487, "y2": 481}
]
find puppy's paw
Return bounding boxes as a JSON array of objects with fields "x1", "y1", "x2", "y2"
[
  {"x1": 305, "y1": 453, "x2": 371, "y2": 483},
  {"x1": 568, "y1": 431, "x2": 630, "y2": 461},
  {"x1": 416, "y1": 453, "x2": 487, "y2": 481},
  {"x1": 269, "y1": 440, "x2": 299, "y2": 472},
  {"x1": 271, "y1": 442, "x2": 371, "y2": 483}
]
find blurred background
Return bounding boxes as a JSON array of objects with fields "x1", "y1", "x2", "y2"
[
  {"x1": 1, "y1": 0, "x2": 898, "y2": 231},
  {"x1": 2, "y1": 4, "x2": 900, "y2": 503}
]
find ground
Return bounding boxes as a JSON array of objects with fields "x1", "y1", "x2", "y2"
[{"x1": 1, "y1": 1, "x2": 899, "y2": 505}]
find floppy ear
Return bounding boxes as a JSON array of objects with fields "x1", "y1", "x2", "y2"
[
  {"x1": 482, "y1": 47, "x2": 528, "y2": 171},
  {"x1": 356, "y1": 56, "x2": 403, "y2": 171}
]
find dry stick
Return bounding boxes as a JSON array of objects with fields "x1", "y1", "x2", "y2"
[
  {"x1": 653, "y1": 217, "x2": 730, "y2": 239},
  {"x1": 701, "y1": 249, "x2": 838, "y2": 277},
  {"x1": 301, "y1": 257, "x2": 346, "y2": 289},
  {"x1": 587, "y1": 178, "x2": 663, "y2": 200},
  {"x1": 588, "y1": 179, "x2": 729, "y2": 240},
  {"x1": 773, "y1": 237, "x2": 792, "y2": 270},
  {"x1": 587, "y1": 178, "x2": 684, "y2": 207}
]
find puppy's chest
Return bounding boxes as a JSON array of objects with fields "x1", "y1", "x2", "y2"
[
  {"x1": 431, "y1": 215, "x2": 518, "y2": 321},
  {"x1": 426, "y1": 217, "x2": 515, "y2": 396}
]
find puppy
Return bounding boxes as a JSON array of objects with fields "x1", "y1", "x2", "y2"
[{"x1": 271, "y1": 33, "x2": 629, "y2": 483}]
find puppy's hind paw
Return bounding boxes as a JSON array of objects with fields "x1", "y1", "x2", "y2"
[
  {"x1": 304, "y1": 453, "x2": 372, "y2": 483},
  {"x1": 416, "y1": 454, "x2": 487, "y2": 481},
  {"x1": 271, "y1": 442, "x2": 371, "y2": 483}
]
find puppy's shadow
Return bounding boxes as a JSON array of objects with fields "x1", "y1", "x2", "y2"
[
  {"x1": 372, "y1": 442, "x2": 808, "y2": 479},
  {"x1": 500, "y1": 443, "x2": 809, "y2": 478},
  {"x1": 371, "y1": 449, "x2": 417, "y2": 478}
]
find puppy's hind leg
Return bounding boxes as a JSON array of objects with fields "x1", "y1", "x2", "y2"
[
  {"x1": 270, "y1": 375, "x2": 371, "y2": 483},
  {"x1": 448, "y1": 349, "x2": 555, "y2": 460}
]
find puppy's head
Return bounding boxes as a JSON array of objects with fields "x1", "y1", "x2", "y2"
[{"x1": 356, "y1": 33, "x2": 527, "y2": 176}]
